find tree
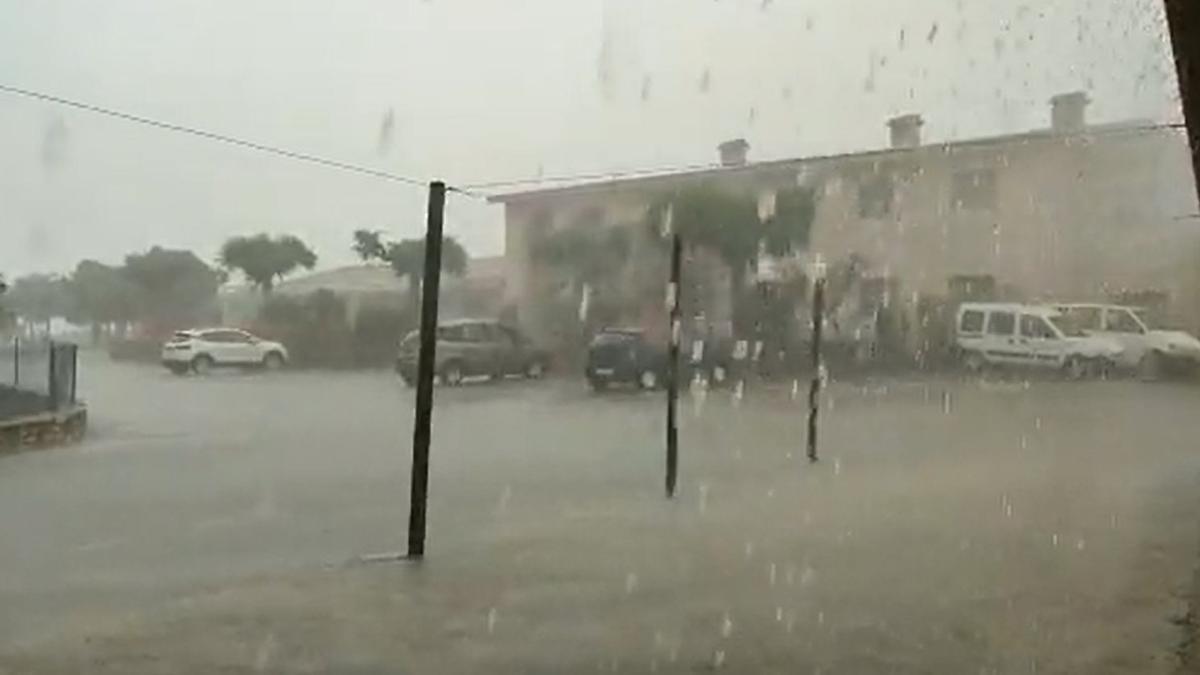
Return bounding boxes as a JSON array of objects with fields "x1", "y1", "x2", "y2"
[
  {"x1": 4, "y1": 274, "x2": 72, "y2": 333},
  {"x1": 530, "y1": 219, "x2": 632, "y2": 328},
  {"x1": 351, "y1": 229, "x2": 468, "y2": 312},
  {"x1": 219, "y1": 234, "x2": 318, "y2": 293},
  {"x1": 67, "y1": 260, "x2": 141, "y2": 341},
  {"x1": 123, "y1": 247, "x2": 221, "y2": 326},
  {"x1": 648, "y1": 184, "x2": 817, "y2": 333}
]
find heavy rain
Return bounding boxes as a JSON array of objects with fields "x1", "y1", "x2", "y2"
[{"x1": 3, "y1": 1, "x2": 1200, "y2": 673}]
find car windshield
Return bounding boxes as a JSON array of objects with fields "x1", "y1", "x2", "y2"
[
  {"x1": 5, "y1": 2, "x2": 1200, "y2": 673},
  {"x1": 1049, "y1": 314, "x2": 1088, "y2": 337}
]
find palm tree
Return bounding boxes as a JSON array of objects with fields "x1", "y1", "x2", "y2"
[{"x1": 351, "y1": 229, "x2": 468, "y2": 314}]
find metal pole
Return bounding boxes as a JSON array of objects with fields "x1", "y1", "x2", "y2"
[
  {"x1": 806, "y1": 277, "x2": 825, "y2": 463},
  {"x1": 666, "y1": 233, "x2": 682, "y2": 498},
  {"x1": 70, "y1": 344, "x2": 78, "y2": 405},
  {"x1": 1165, "y1": 0, "x2": 1200, "y2": 203},
  {"x1": 12, "y1": 336, "x2": 18, "y2": 388},
  {"x1": 47, "y1": 342, "x2": 57, "y2": 412},
  {"x1": 407, "y1": 181, "x2": 446, "y2": 559}
]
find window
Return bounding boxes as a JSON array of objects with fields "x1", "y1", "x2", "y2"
[
  {"x1": 203, "y1": 330, "x2": 248, "y2": 343},
  {"x1": 1020, "y1": 315, "x2": 1056, "y2": 339},
  {"x1": 1060, "y1": 306, "x2": 1102, "y2": 331},
  {"x1": 1105, "y1": 309, "x2": 1144, "y2": 334},
  {"x1": 959, "y1": 310, "x2": 985, "y2": 334},
  {"x1": 438, "y1": 325, "x2": 465, "y2": 342},
  {"x1": 951, "y1": 169, "x2": 997, "y2": 211},
  {"x1": 858, "y1": 173, "x2": 893, "y2": 218},
  {"x1": 986, "y1": 311, "x2": 1015, "y2": 336},
  {"x1": 459, "y1": 323, "x2": 489, "y2": 343}
]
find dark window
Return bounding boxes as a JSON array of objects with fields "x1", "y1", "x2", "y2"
[
  {"x1": 858, "y1": 173, "x2": 893, "y2": 218},
  {"x1": 951, "y1": 169, "x2": 997, "y2": 211},
  {"x1": 1020, "y1": 315, "x2": 1056, "y2": 339},
  {"x1": 1061, "y1": 306, "x2": 1102, "y2": 331},
  {"x1": 1105, "y1": 309, "x2": 1144, "y2": 334},
  {"x1": 986, "y1": 311, "x2": 1015, "y2": 336},
  {"x1": 459, "y1": 323, "x2": 489, "y2": 343},
  {"x1": 203, "y1": 330, "x2": 247, "y2": 343},
  {"x1": 959, "y1": 310, "x2": 985, "y2": 334},
  {"x1": 438, "y1": 325, "x2": 465, "y2": 342}
]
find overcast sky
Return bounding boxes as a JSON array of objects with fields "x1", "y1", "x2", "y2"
[{"x1": 0, "y1": 0, "x2": 1184, "y2": 277}]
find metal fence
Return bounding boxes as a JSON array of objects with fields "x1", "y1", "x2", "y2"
[{"x1": 0, "y1": 339, "x2": 78, "y2": 413}]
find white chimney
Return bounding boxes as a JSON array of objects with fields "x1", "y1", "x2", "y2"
[
  {"x1": 1050, "y1": 91, "x2": 1090, "y2": 133},
  {"x1": 887, "y1": 114, "x2": 924, "y2": 149},
  {"x1": 718, "y1": 138, "x2": 750, "y2": 167}
]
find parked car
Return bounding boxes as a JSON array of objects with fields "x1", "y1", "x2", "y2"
[
  {"x1": 161, "y1": 328, "x2": 288, "y2": 375},
  {"x1": 1055, "y1": 303, "x2": 1200, "y2": 378},
  {"x1": 395, "y1": 319, "x2": 550, "y2": 387},
  {"x1": 954, "y1": 303, "x2": 1122, "y2": 378},
  {"x1": 585, "y1": 328, "x2": 731, "y2": 392},
  {"x1": 585, "y1": 329, "x2": 666, "y2": 391}
]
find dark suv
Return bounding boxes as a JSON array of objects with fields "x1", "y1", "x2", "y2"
[
  {"x1": 586, "y1": 328, "x2": 735, "y2": 392},
  {"x1": 585, "y1": 329, "x2": 667, "y2": 391},
  {"x1": 396, "y1": 319, "x2": 550, "y2": 386}
]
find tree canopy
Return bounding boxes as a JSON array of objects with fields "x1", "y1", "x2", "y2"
[
  {"x1": 219, "y1": 234, "x2": 317, "y2": 293},
  {"x1": 67, "y1": 260, "x2": 141, "y2": 327},
  {"x1": 351, "y1": 229, "x2": 468, "y2": 301},
  {"x1": 3, "y1": 274, "x2": 72, "y2": 327},
  {"x1": 124, "y1": 247, "x2": 222, "y2": 324}
]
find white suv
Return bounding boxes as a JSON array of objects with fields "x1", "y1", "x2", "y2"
[
  {"x1": 955, "y1": 303, "x2": 1122, "y2": 378},
  {"x1": 161, "y1": 328, "x2": 288, "y2": 375},
  {"x1": 1056, "y1": 303, "x2": 1200, "y2": 378}
]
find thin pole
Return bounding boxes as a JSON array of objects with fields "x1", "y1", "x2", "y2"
[
  {"x1": 806, "y1": 277, "x2": 825, "y2": 463},
  {"x1": 47, "y1": 342, "x2": 57, "y2": 412},
  {"x1": 12, "y1": 337, "x2": 18, "y2": 388},
  {"x1": 666, "y1": 233, "x2": 682, "y2": 498},
  {"x1": 407, "y1": 181, "x2": 446, "y2": 559}
]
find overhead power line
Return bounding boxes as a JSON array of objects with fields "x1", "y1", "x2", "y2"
[{"x1": 0, "y1": 83, "x2": 453, "y2": 194}]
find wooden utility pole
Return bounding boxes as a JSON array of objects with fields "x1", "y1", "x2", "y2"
[{"x1": 407, "y1": 181, "x2": 446, "y2": 559}]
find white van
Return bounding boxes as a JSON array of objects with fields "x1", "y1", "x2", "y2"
[
  {"x1": 954, "y1": 303, "x2": 1123, "y2": 378},
  {"x1": 1055, "y1": 303, "x2": 1200, "y2": 377}
]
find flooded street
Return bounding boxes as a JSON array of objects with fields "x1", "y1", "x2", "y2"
[{"x1": 3, "y1": 356, "x2": 1200, "y2": 673}]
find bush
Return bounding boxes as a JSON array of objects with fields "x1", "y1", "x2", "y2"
[
  {"x1": 353, "y1": 305, "x2": 409, "y2": 368},
  {"x1": 254, "y1": 290, "x2": 354, "y2": 369}
]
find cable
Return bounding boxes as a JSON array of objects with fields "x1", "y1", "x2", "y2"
[{"x1": 0, "y1": 83, "x2": 445, "y2": 193}]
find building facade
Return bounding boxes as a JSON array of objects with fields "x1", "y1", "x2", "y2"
[{"x1": 491, "y1": 93, "x2": 1200, "y2": 340}]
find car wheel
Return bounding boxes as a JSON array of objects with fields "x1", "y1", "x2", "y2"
[
  {"x1": 441, "y1": 362, "x2": 465, "y2": 387},
  {"x1": 525, "y1": 360, "x2": 546, "y2": 379},
  {"x1": 262, "y1": 352, "x2": 285, "y2": 371},
  {"x1": 638, "y1": 369, "x2": 659, "y2": 390},
  {"x1": 191, "y1": 354, "x2": 215, "y2": 376},
  {"x1": 1139, "y1": 352, "x2": 1163, "y2": 381},
  {"x1": 962, "y1": 351, "x2": 987, "y2": 374},
  {"x1": 1064, "y1": 356, "x2": 1088, "y2": 380}
]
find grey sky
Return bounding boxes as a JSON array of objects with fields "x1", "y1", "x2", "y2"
[{"x1": 0, "y1": 0, "x2": 1182, "y2": 277}]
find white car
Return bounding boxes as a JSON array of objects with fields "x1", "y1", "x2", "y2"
[
  {"x1": 161, "y1": 328, "x2": 288, "y2": 375},
  {"x1": 955, "y1": 303, "x2": 1123, "y2": 378},
  {"x1": 1056, "y1": 303, "x2": 1200, "y2": 378}
]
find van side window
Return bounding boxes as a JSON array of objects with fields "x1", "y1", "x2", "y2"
[
  {"x1": 960, "y1": 310, "x2": 984, "y2": 334},
  {"x1": 986, "y1": 311, "x2": 1015, "y2": 336},
  {"x1": 1020, "y1": 315, "x2": 1056, "y2": 339},
  {"x1": 1105, "y1": 309, "x2": 1144, "y2": 334}
]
